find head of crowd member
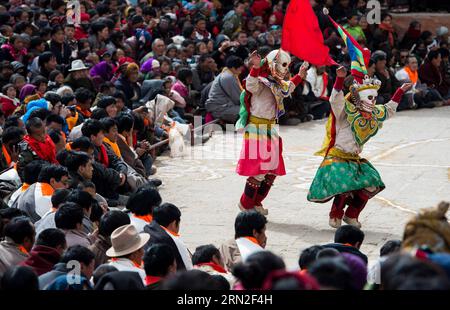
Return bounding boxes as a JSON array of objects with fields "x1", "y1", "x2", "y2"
[
  {"x1": 48, "y1": 129, "x2": 66, "y2": 152},
  {"x1": 427, "y1": 50, "x2": 442, "y2": 68},
  {"x1": 367, "y1": 59, "x2": 376, "y2": 77},
  {"x1": 25, "y1": 117, "x2": 47, "y2": 142},
  {"x1": 60, "y1": 245, "x2": 96, "y2": 280},
  {"x1": 235, "y1": 31, "x2": 248, "y2": 47},
  {"x1": 69, "y1": 60, "x2": 90, "y2": 80},
  {"x1": 316, "y1": 248, "x2": 341, "y2": 260},
  {"x1": 45, "y1": 114, "x2": 64, "y2": 133},
  {"x1": 116, "y1": 112, "x2": 134, "y2": 138},
  {"x1": 70, "y1": 136, "x2": 95, "y2": 156},
  {"x1": 51, "y1": 25, "x2": 65, "y2": 45},
  {"x1": 152, "y1": 39, "x2": 166, "y2": 58},
  {"x1": 192, "y1": 244, "x2": 225, "y2": 269},
  {"x1": 81, "y1": 119, "x2": 105, "y2": 147},
  {"x1": 405, "y1": 55, "x2": 419, "y2": 72},
  {"x1": 91, "y1": 21, "x2": 109, "y2": 42},
  {"x1": 78, "y1": 180, "x2": 97, "y2": 198},
  {"x1": 97, "y1": 97, "x2": 118, "y2": 118},
  {"x1": 380, "y1": 240, "x2": 402, "y2": 257},
  {"x1": 152, "y1": 203, "x2": 181, "y2": 234},
  {"x1": 64, "y1": 23, "x2": 76, "y2": 41},
  {"x1": 38, "y1": 51, "x2": 58, "y2": 73},
  {"x1": 372, "y1": 51, "x2": 387, "y2": 72},
  {"x1": 0, "y1": 266, "x2": 39, "y2": 290},
  {"x1": 234, "y1": 211, "x2": 268, "y2": 248},
  {"x1": 112, "y1": 91, "x2": 127, "y2": 112},
  {"x1": 334, "y1": 225, "x2": 365, "y2": 249},
  {"x1": 0, "y1": 61, "x2": 13, "y2": 83},
  {"x1": 75, "y1": 87, "x2": 93, "y2": 112},
  {"x1": 10, "y1": 74, "x2": 26, "y2": 93},
  {"x1": 98, "y1": 210, "x2": 131, "y2": 241},
  {"x1": 35, "y1": 228, "x2": 67, "y2": 256},
  {"x1": 126, "y1": 185, "x2": 162, "y2": 219},
  {"x1": 308, "y1": 256, "x2": 353, "y2": 290},
  {"x1": 166, "y1": 44, "x2": 178, "y2": 59},
  {"x1": 51, "y1": 188, "x2": 71, "y2": 211},
  {"x1": 65, "y1": 151, "x2": 93, "y2": 181},
  {"x1": 21, "y1": 160, "x2": 48, "y2": 187},
  {"x1": 160, "y1": 269, "x2": 227, "y2": 290},
  {"x1": 67, "y1": 189, "x2": 95, "y2": 219},
  {"x1": 38, "y1": 164, "x2": 69, "y2": 190},
  {"x1": 380, "y1": 12, "x2": 393, "y2": 28},
  {"x1": 106, "y1": 224, "x2": 150, "y2": 266},
  {"x1": 143, "y1": 243, "x2": 177, "y2": 284},
  {"x1": 346, "y1": 11, "x2": 359, "y2": 28},
  {"x1": 225, "y1": 56, "x2": 244, "y2": 76},
  {"x1": 3, "y1": 216, "x2": 35, "y2": 253},
  {"x1": 381, "y1": 254, "x2": 450, "y2": 290},
  {"x1": 2, "y1": 83, "x2": 17, "y2": 100},
  {"x1": 298, "y1": 245, "x2": 325, "y2": 271},
  {"x1": 198, "y1": 54, "x2": 217, "y2": 73},
  {"x1": 55, "y1": 202, "x2": 84, "y2": 232},
  {"x1": 0, "y1": 209, "x2": 27, "y2": 238},
  {"x1": 234, "y1": 0, "x2": 246, "y2": 16},
  {"x1": 232, "y1": 251, "x2": 286, "y2": 290},
  {"x1": 100, "y1": 118, "x2": 119, "y2": 145},
  {"x1": 176, "y1": 67, "x2": 193, "y2": 87},
  {"x1": 1, "y1": 126, "x2": 25, "y2": 156}
]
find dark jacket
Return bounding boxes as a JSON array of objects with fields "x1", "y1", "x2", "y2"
[
  {"x1": 375, "y1": 69, "x2": 400, "y2": 104},
  {"x1": 94, "y1": 271, "x2": 144, "y2": 290},
  {"x1": 143, "y1": 221, "x2": 186, "y2": 271},
  {"x1": 91, "y1": 160, "x2": 121, "y2": 200},
  {"x1": 114, "y1": 77, "x2": 141, "y2": 109},
  {"x1": 49, "y1": 40, "x2": 72, "y2": 67},
  {"x1": 94, "y1": 144, "x2": 128, "y2": 175},
  {"x1": 116, "y1": 137, "x2": 147, "y2": 178},
  {"x1": 88, "y1": 233, "x2": 111, "y2": 268},
  {"x1": 322, "y1": 243, "x2": 368, "y2": 265},
  {"x1": 20, "y1": 245, "x2": 61, "y2": 276},
  {"x1": 419, "y1": 61, "x2": 450, "y2": 98}
]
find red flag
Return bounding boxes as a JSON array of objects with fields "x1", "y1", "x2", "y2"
[{"x1": 282, "y1": 0, "x2": 337, "y2": 66}]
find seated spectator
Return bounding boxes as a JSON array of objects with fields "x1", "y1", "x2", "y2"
[
  {"x1": 322, "y1": 225, "x2": 368, "y2": 264},
  {"x1": 0, "y1": 265, "x2": 39, "y2": 290},
  {"x1": 220, "y1": 211, "x2": 267, "y2": 272},
  {"x1": 0, "y1": 216, "x2": 35, "y2": 277},
  {"x1": 67, "y1": 189, "x2": 95, "y2": 234},
  {"x1": 114, "y1": 62, "x2": 141, "y2": 109},
  {"x1": 308, "y1": 256, "x2": 354, "y2": 290},
  {"x1": 232, "y1": 251, "x2": 285, "y2": 290},
  {"x1": 192, "y1": 54, "x2": 217, "y2": 92},
  {"x1": 39, "y1": 245, "x2": 95, "y2": 290},
  {"x1": 419, "y1": 50, "x2": 450, "y2": 101},
  {"x1": 160, "y1": 269, "x2": 229, "y2": 290},
  {"x1": 94, "y1": 270, "x2": 145, "y2": 290},
  {"x1": 20, "y1": 228, "x2": 67, "y2": 276},
  {"x1": 1, "y1": 83, "x2": 20, "y2": 118},
  {"x1": 17, "y1": 117, "x2": 59, "y2": 180},
  {"x1": 344, "y1": 11, "x2": 365, "y2": 41},
  {"x1": 171, "y1": 67, "x2": 194, "y2": 117},
  {"x1": 96, "y1": 97, "x2": 118, "y2": 119},
  {"x1": 65, "y1": 60, "x2": 96, "y2": 93},
  {"x1": 16, "y1": 164, "x2": 69, "y2": 223},
  {"x1": 100, "y1": 117, "x2": 121, "y2": 158},
  {"x1": 35, "y1": 189, "x2": 71, "y2": 236},
  {"x1": 205, "y1": 56, "x2": 244, "y2": 123},
  {"x1": 192, "y1": 244, "x2": 235, "y2": 286},
  {"x1": 89, "y1": 210, "x2": 131, "y2": 268},
  {"x1": 367, "y1": 239, "x2": 402, "y2": 288},
  {"x1": 127, "y1": 185, "x2": 162, "y2": 232},
  {"x1": 63, "y1": 151, "x2": 94, "y2": 189},
  {"x1": 298, "y1": 245, "x2": 325, "y2": 272},
  {"x1": 372, "y1": 13, "x2": 398, "y2": 55},
  {"x1": 372, "y1": 51, "x2": 400, "y2": 104},
  {"x1": 395, "y1": 55, "x2": 443, "y2": 110},
  {"x1": 144, "y1": 203, "x2": 193, "y2": 271},
  {"x1": 91, "y1": 264, "x2": 118, "y2": 287},
  {"x1": 55, "y1": 202, "x2": 92, "y2": 248},
  {"x1": 143, "y1": 243, "x2": 177, "y2": 290},
  {"x1": 0, "y1": 126, "x2": 24, "y2": 172},
  {"x1": 106, "y1": 224, "x2": 150, "y2": 283}
]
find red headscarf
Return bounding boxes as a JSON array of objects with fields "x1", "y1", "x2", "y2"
[{"x1": 23, "y1": 135, "x2": 58, "y2": 164}]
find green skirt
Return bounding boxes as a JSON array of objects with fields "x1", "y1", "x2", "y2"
[{"x1": 307, "y1": 156, "x2": 385, "y2": 203}]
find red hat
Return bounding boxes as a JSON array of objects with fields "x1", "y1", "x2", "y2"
[{"x1": 80, "y1": 13, "x2": 90, "y2": 22}]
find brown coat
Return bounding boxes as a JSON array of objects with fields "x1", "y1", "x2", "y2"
[
  {"x1": 116, "y1": 137, "x2": 147, "y2": 178},
  {"x1": 219, "y1": 239, "x2": 242, "y2": 273},
  {"x1": 403, "y1": 201, "x2": 450, "y2": 254},
  {"x1": 89, "y1": 234, "x2": 111, "y2": 268},
  {"x1": 0, "y1": 238, "x2": 30, "y2": 276}
]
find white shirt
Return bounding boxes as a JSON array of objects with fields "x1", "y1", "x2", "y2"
[{"x1": 108, "y1": 258, "x2": 146, "y2": 284}]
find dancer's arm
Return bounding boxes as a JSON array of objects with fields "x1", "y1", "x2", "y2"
[
  {"x1": 329, "y1": 66, "x2": 347, "y2": 117},
  {"x1": 246, "y1": 52, "x2": 263, "y2": 94},
  {"x1": 384, "y1": 83, "x2": 412, "y2": 119}
]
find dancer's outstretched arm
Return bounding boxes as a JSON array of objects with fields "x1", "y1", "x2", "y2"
[{"x1": 329, "y1": 66, "x2": 347, "y2": 118}]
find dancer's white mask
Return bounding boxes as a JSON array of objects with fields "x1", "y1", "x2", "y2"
[{"x1": 266, "y1": 49, "x2": 291, "y2": 80}]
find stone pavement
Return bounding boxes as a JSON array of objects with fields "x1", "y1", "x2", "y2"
[{"x1": 156, "y1": 106, "x2": 450, "y2": 269}]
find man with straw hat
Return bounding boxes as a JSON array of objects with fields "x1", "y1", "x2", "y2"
[{"x1": 107, "y1": 224, "x2": 150, "y2": 283}]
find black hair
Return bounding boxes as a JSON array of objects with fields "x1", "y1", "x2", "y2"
[
  {"x1": 225, "y1": 55, "x2": 244, "y2": 69},
  {"x1": 37, "y1": 164, "x2": 68, "y2": 184},
  {"x1": 75, "y1": 87, "x2": 92, "y2": 104},
  {"x1": 92, "y1": 264, "x2": 118, "y2": 286},
  {"x1": 298, "y1": 245, "x2": 324, "y2": 270},
  {"x1": 176, "y1": 67, "x2": 193, "y2": 84},
  {"x1": 143, "y1": 243, "x2": 176, "y2": 277},
  {"x1": 81, "y1": 119, "x2": 104, "y2": 138},
  {"x1": 112, "y1": 90, "x2": 126, "y2": 103},
  {"x1": 51, "y1": 24, "x2": 64, "y2": 36},
  {"x1": 100, "y1": 117, "x2": 118, "y2": 133},
  {"x1": 3, "y1": 116, "x2": 22, "y2": 130},
  {"x1": 427, "y1": 50, "x2": 441, "y2": 62},
  {"x1": 4, "y1": 216, "x2": 34, "y2": 244},
  {"x1": 152, "y1": 203, "x2": 181, "y2": 227},
  {"x1": 98, "y1": 210, "x2": 131, "y2": 237},
  {"x1": 0, "y1": 266, "x2": 39, "y2": 290},
  {"x1": 44, "y1": 92, "x2": 62, "y2": 106},
  {"x1": 116, "y1": 112, "x2": 134, "y2": 133},
  {"x1": 28, "y1": 108, "x2": 52, "y2": 122},
  {"x1": 232, "y1": 251, "x2": 285, "y2": 289},
  {"x1": 38, "y1": 51, "x2": 55, "y2": 67},
  {"x1": 96, "y1": 96, "x2": 117, "y2": 110},
  {"x1": 23, "y1": 160, "x2": 49, "y2": 185},
  {"x1": 55, "y1": 202, "x2": 84, "y2": 230},
  {"x1": 71, "y1": 137, "x2": 94, "y2": 152},
  {"x1": 308, "y1": 257, "x2": 353, "y2": 290},
  {"x1": 64, "y1": 151, "x2": 91, "y2": 173},
  {"x1": 45, "y1": 114, "x2": 64, "y2": 127},
  {"x1": 1, "y1": 126, "x2": 25, "y2": 145},
  {"x1": 51, "y1": 188, "x2": 72, "y2": 209},
  {"x1": 90, "y1": 21, "x2": 108, "y2": 35},
  {"x1": 36, "y1": 228, "x2": 66, "y2": 248},
  {"x1": 60, "y1": 245, "x2": 95, "y2": 266},
  {"x1": 380, "y1": 240, "x2": 402, "y2": 257},
  {"x1": 91, "y1": 108, "x2": 109, "y2": 120},
  {"x1": 316, "y1": 248, "x2": 341, "y2": 260},
  {"x1": 234, "y1": 211, "x2": 267, "y2": 239},
  {"x1": 61, "y1": 93, "x2": 76, "y2": 106},
  {"x1": 334, "y1": 225, "x2": 365, "y2": 246},
  {"x1": 90, "y1": 201, "x2": 105, "y2": 224},
  {"x1": 48, "y1": 128, "x2": 63, "y2": 145},
  {"x1": 160, "y1": 270, "x2": 227, "y2": 290},
  {"x1": 126, "y1": 185, "x2": 162, "y2": 216},
  {"x1": 25, "y1": 117, "x2": 44, "y2": 134},
  {"x1": 182, "y1": 25, "x2": 195, "y2": 38},
  {"x1": 67, "y1": 189, "x2": 94, "y2": 211},
  {"x1": 192, "y1": 244, "x2": 221, "y2": 265},
  {"x1": 381, "y1": 254, "x2": 450, "y2": 290}
]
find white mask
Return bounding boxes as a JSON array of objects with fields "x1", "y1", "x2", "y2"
[
  {"x1": 266, "y1": 49, "x2": 291, "y2": 80},
  {"x1": 357, "y1": 88, "x2": 378, "y2": 113}
]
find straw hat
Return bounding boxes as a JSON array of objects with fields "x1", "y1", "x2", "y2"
[
  {"x1": 106, "y1": 224, "x2": 150, "y2": 257},
  {"x1": 68, "y1": 59, "x2": 90, "y2": 72}
]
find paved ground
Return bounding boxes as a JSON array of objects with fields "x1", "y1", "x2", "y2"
[{"x1": 155, "y1": 106, "x2": 450, "y2": 269}]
